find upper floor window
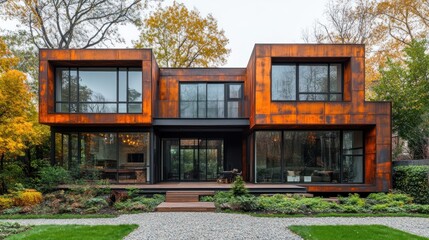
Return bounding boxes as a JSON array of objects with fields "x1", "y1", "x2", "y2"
[
  {"x1": 55, "y1": 68, "x2": 142, "y2": 113},
  {"x1": 272, "y1": 63, "x2": 342, "y2": 101},
  {"x1": 180, "y1": 83, "x2": 243, "y2": 118}
]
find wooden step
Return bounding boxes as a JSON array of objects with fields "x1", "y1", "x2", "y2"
[
  {"x1": 155, "y1": 202, "x2": 216, "y2": 212},
  {"x1": 165, "y1": 191, "x2": 215, "y2": 203}
]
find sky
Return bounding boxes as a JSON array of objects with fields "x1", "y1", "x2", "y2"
[
  {"x1": 118, "y1": 0, "x2": 330, "y2": 67},
  {"x1": 1, "y1": 0, "x2": 330, "y2": 68}
]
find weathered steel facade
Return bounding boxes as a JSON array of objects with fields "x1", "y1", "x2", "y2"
[{"x1": 39, "y1": 44, "x2": 391, "y2": 192}]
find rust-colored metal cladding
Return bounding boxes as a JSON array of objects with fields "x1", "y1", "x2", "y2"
[
  {"x1": 39, "y1": 49, "x2": 154, "y2": 125},
  {"x1": 39, "y1": 44, "x2": 392, "y2": 193},
  {"x1": 157, "y1": 68, "x2": 246, "y2": 118},
  {"x1": 246, "y1": 44, "x2": 391, "y2": 192}
]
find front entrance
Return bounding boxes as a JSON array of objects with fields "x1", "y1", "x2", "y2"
[{"x1": 162, "y1": 138, "x2": 224, "y2": 181}]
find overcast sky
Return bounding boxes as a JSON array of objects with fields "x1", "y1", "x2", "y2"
[
  {"x1": 2, "y1": 0, "x2": 330, "y2": 67},
  {"x1": 119, "y1": 0, "x2": 330, "y2": 67}
]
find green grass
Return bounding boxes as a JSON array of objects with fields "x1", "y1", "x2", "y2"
[
  {"x1": 289, "y1": 225, "x2": 428, "y2": 240},
  {"x1": 0, "y1": 214, "x2": 117, "y2": 219},
  {"x1": 6, "y1": 224, "x2": 138, "y2": 240},
  {"x1": 246, "y1": 212, "x2": 429, "y2": 218}
]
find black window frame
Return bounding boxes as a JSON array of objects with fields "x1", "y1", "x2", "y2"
[
  {"x1": 254, "y1": 129, "x2": 365, "y2": 184},
  {"x1": 55, "y1": 67, "x2": 143, "y2": 114},
  {"x1": 271, "y1": 63, "x2": 344, "y2": 102},
  {"x1": 179, "y1": 82, "x2": 244, "y2": 119}
]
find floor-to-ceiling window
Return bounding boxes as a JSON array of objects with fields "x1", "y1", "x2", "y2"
[
  {"x1": 162, "y1": 138, "x2": 224, "y2": 181},
  {"x1": 255, "y1": 130, "x2": 364, "y2": 183},
  {"x1": 55, "y1": 132, "x2": 150, "y2": 183}
]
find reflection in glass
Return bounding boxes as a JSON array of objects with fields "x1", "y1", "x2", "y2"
[
  {"x1": 79, "y1": 68, "x2": 117, "y2": 102},
  {"x1": 342, "y1": 131, "x2": 364, "y2": 183},
  {"x1": 119, "y1": 69, "x2": 127, "y2": 102},
  {"x1": 272, "y1": 64, "x2": 342, "y2": 101},
  {"x1": 207, "y1": 84, "x2": 225, "y2": 118},
  {"x1": 79, "y1": 103, "x2": 117, "y2": 113},
  {"x1": 162, "y1": 138, "x2": 223, "y2": 181},
  {"x1": 55, "y1": 68, "x2": 143, "y2": 113},
  {"x1": 180, "y1": 83, "x2": 243, "y2": 118},
  {"x1": 128, "y1": 70, "x2": 142, "y2": 102},
  {"x1": 229, "y1": 84, "x2": 242, "y2": 99},
  {"x1": 299, "y1": 65, "x2": 328, "y2": 93},
  {"x1": 255, "y1": 131, "x2": 282, "y2": 183},
  {"x1": 180, "y1": 84, "x2": 198, "y2": 118},
  {"x1": 330, "y1": 64, "x2": 342, "y2": 92},
  {"x1": 55, "y1": 132, "x2": 151, "y2": 183},
  {"x1": 283, "y1": 131, "x2": 340, "y2": 183},
  {"x1": 254, "y1": 130, "x2": 363, "y2": 184},
  {"x1": 272, "y1": 65, "x2": 296, "y2": 100}
]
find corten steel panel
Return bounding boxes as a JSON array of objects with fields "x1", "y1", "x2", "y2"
[
  {"x1": 39, "y1": 49, "x2": 154, "y2": 125},
  {"x1": 156, "y1": 68, "x2": 246, "y2": 119},
  {"x1": 247, "y1": 44, "x2": 392, "y2": 192}
]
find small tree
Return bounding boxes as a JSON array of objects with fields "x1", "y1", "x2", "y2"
[
  {"x1": 134, "y1": 1, "x2": 230, "y2": 67},
  {"x1": 372, "y1": 40, "x2": 429, "y2": 159},
  {"x1": 231, "y1": 176, "x2": 248, "y2": 197}
]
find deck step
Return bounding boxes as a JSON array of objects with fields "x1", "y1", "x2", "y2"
[
  {"x1": 155, "y1": 202, "x2": 216, "y2": 212},
  {"x1": 165, "y1": 191, "x2": 215, "y2": 203}
]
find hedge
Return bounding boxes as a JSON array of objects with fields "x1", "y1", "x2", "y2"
[{"x1": 393, "y1": 165, "x2": 429, "y2": 204}]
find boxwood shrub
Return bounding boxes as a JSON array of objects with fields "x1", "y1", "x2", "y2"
[{"x1": 393, "y1": 165, "x2": 429, "y2": 204}]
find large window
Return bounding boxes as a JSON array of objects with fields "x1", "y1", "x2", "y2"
[
  {"x1": 180, "y1": 83, "x2": 243, "y2": 118},
  {"x1": 272, "y1": 63, "x2": 342, "y2": 101},
  {"x1": 55, "y1": 68, "x2": 142, "y2": 113},
  {"x1": 255, "y1": 130, "x2": 363, "y2": 183},
  {"x1": 55, "y1": 132, "x2": 150, "y2": 183}
]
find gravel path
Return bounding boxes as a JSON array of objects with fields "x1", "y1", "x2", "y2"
[{"x1": 1, "y1": 213, "x2": 428, "y2": 240}]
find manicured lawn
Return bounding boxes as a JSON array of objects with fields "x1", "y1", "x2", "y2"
[
  {"x1": 289, "y1": 225, "x2": 428, "y2": 240},
  {"x1": 0, "y1": 214, "x2": 117, "y2": 219},
  {"x1": 248, "y1": 212, "x2": 429, "y2": 218},
  {"x1": 6, "y1": 224, "x2": 138, "y2": 240}
]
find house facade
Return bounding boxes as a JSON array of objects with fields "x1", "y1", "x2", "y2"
[{"x1": 39, "y1": 44, "x2": 392, "y2": 192}]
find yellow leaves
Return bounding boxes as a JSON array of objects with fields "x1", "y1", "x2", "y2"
[
  {"x1": 0, "y1": 38, "x2": 19, "y2": 73},
  {"x1": 134, "y1": 1, "x2": 230, "y2": 68},
  {"x1": 0, "y1": 40, "x2": 37, "y2": 157}
]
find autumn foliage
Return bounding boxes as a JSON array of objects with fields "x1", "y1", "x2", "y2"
[{"x1": 134, "y1": 1, "x2": 230, "y2": 67}]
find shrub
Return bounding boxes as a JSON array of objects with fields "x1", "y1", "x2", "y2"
[
  {"x1": 393, "y1": 165, "x2": 429, "y2": 204},
  {"x1": 0, "y1": 222, "x2": 31, "y2": 239},
  {"x1": 298, "y1": 197, "x2": 338, "y2": 213},
  {"x1": 84, "y1": 197, "x2": 108, "y2": 209},
  {"x1": 14, "y1": 189, "x2": 43, "y2": 206},
  {"x1": 0, "y1": 162, "x2": 25, "y2": 193},
  {"x1": 2, "y1": 207, "x2": 22, "y2": 215},
  {"x1": 231, "y1": 176, "x2": 248, "y2": 196},
  {"x1": 229, "y1": 195, "x2": 258, "y2": 211},
  {"x1": 200, "y1": 195, "x2": 214, "y2": 202},
  {"x1": 339, "y1": 193, "x2": 365, "y2": 207},
  {"x1": 213, "y1": 191, "x2": 234, "y2": 206},
  {"x1": 404, "y1": 204, "x2": 429, "y2": 214},
  {"x1": 37, "y1": 166, "x2": 72, "y2": 192},
  {"x1": 0, "y1": 196, "x2": 13, "y2": 209},
  {"x1": 114, "y1": 194, "x2": 165, "y2": 212}
]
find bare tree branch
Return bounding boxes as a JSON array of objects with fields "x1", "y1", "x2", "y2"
[{"x1": 3, "y1": 0, "x2": 144, "y2": 49}]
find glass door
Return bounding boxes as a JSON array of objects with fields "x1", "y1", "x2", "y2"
[{"x1": 162, "y1": 138, "x2": 224, "y2": 181}]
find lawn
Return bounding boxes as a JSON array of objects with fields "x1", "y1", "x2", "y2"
[
  {"x1": 6, "y1": 224, "x2": 138, "y2": 240},
  {"x1": 289, "y1": 225, "x2": 428, "y2": 240}
]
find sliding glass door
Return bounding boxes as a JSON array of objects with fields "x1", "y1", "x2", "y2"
[{"x1": 162, "y1": 138, "x2": 224, "y2": 181}]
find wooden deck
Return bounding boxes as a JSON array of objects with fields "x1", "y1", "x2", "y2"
[
  {"x1": 155, "y1": 202, "x2": 216, "y2": 212},
  {"x1": 60, "y1": 182, "x2": 307, "y2": 194}
]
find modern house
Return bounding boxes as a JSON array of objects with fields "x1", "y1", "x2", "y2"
[{"x1": 39, "y1": 44, "x2": 392, "y2": 193}]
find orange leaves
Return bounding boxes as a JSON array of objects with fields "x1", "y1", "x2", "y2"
[
  {"x1": 134, "y1": 1, "x2": 230, "y2": 68},
  {"x1": 0, "y1": 38, "x2": 38, "y2": 157}
]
